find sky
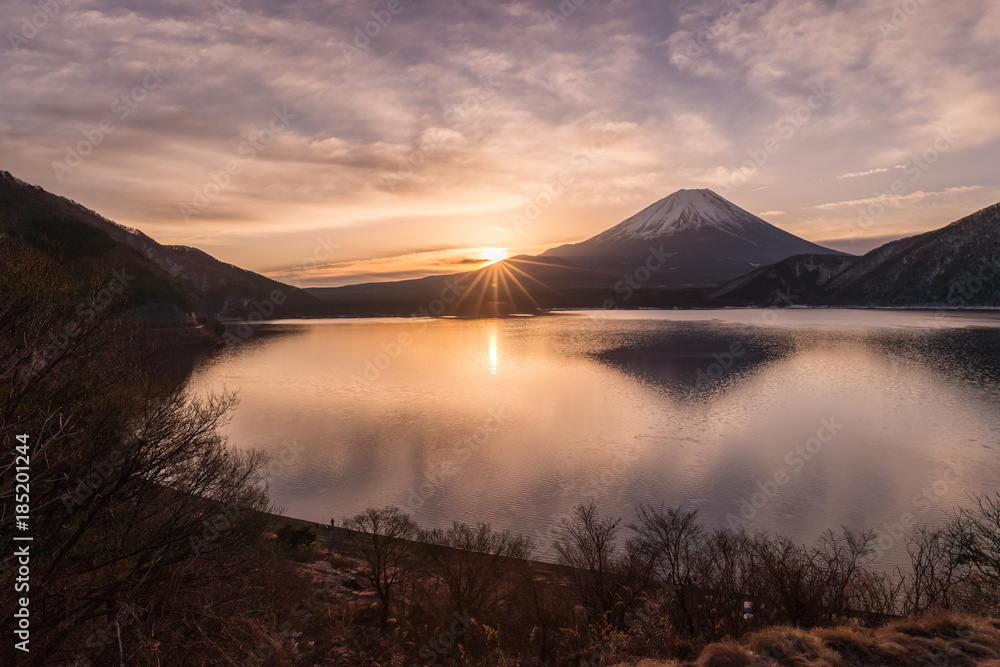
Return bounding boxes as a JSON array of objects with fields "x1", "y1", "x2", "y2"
[{"x1": 2, "y1": 0, "x2": 999, "y2": 288}]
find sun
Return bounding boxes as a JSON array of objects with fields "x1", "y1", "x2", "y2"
[{"x1": 480, "y1": 247, "x2": 508, "y2": 266}]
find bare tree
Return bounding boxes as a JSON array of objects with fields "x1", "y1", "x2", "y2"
[
  {"x1": 944, "y1": 493, "x2": 1000, "y2": 613},
  {"x1": 813, "y1": 528, "x2": 877, "y2": 621},
  {"x1": 0, "y1": 242, "x2": 274, "y2": 665},
  {"x1": 422, "y1": 521, "x2": 531, "y2": 618},
  {"x1": 949, "y1": 493, "x2": 1000, "y2": 582},
  {"x1": 554, "y1": 501, "x2": 652, "y2": 627},
  {"x1": 904, "y1": 526, "x2": 971, "y2": 614},
  {"x1": 630, "y1": 504, "x2": 705, "y2": 637},
  {"x1": 342, "y1": 505, "x2": 419, "y2": 626},
  {"x1": 854, "y1": 568, "x2": 905, "y2": 623},
  {"x1": 694, "y1": 528, "x2": 762, "y2": 638}
]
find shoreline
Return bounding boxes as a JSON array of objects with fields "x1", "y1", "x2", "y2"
[{"x1": 252, "y1": 305, "x2": 1000, "y2": 324}]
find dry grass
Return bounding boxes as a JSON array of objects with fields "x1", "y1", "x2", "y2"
[
  {"x1": 625, "y1": 613, "x2": 1000, "y2": 667},
  {"x1": 695, "y1": 641, "x2": 757, "y2": 666},
  {"x1": 743, "y1": 626, "x2": 844, "y2": 666}
]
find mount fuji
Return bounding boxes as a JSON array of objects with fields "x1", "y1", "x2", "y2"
[
  {"x1": 541, "y1": 189, "x2": 848, "y2": 287},
  {"x1": 308, "y1": 188, "x2": 851, "y2": 314}
]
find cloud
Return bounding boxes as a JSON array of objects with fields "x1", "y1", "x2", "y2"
[
  {"x1": 264, "y1": 247, "x2": 491, "y2": 288},
  {"x1": 837, "y1": 168, "x2": 890, "y2": 179},
  {"x1": 809, "y1": 186, "x2": 982, "y2": 211},
  {"x1": 0, "y1": 0, "x2": 998, "y2": 283}
]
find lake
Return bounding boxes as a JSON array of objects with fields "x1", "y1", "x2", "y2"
[{"x1": 187, "y1": 309, "x2": 1000, "y2": 566}]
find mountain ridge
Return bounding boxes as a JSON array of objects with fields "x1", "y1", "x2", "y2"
[
  {"x1": 539, "y1": 188, "x2": 849, "y2": 287},
  {"x1": 714, "y1": 201, "x2": 1000, "y2": 308},
  {"x1": 0, "y1": 170, "x2": 327, "y2": 322},
  {"x1": 824, "y1": 201, "x2": 1000, "y2": 307},
  {"x1": 6, "y1": 171, "x2": 997, "y2": 316},
  {"x1": 591, "y1": 188, "x2": 781, "y2": 242}
]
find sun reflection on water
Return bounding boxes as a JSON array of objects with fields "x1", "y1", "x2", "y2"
[{"x1": 489, "y1": 329, "x2": 498, "y2": 375}]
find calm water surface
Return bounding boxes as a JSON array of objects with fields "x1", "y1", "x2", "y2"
[{"x1": 187, "y1": 310, "x2": 1000, "y2": 564}]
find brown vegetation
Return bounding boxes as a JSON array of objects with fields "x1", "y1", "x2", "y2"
[
  {"x1": 0, "y1": 242, "x2": 285, "y2": 664},
  {"x1": 252, "y1": 489, "x2": 1000, "y2": 666},
  {"x1": 630, "y1": 612, "x2": 1000, "y2": 666}
]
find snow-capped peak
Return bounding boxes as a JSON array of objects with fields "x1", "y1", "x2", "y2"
[{"x1": 591, "y1": 189, "x2": 772, "y2": 243}]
